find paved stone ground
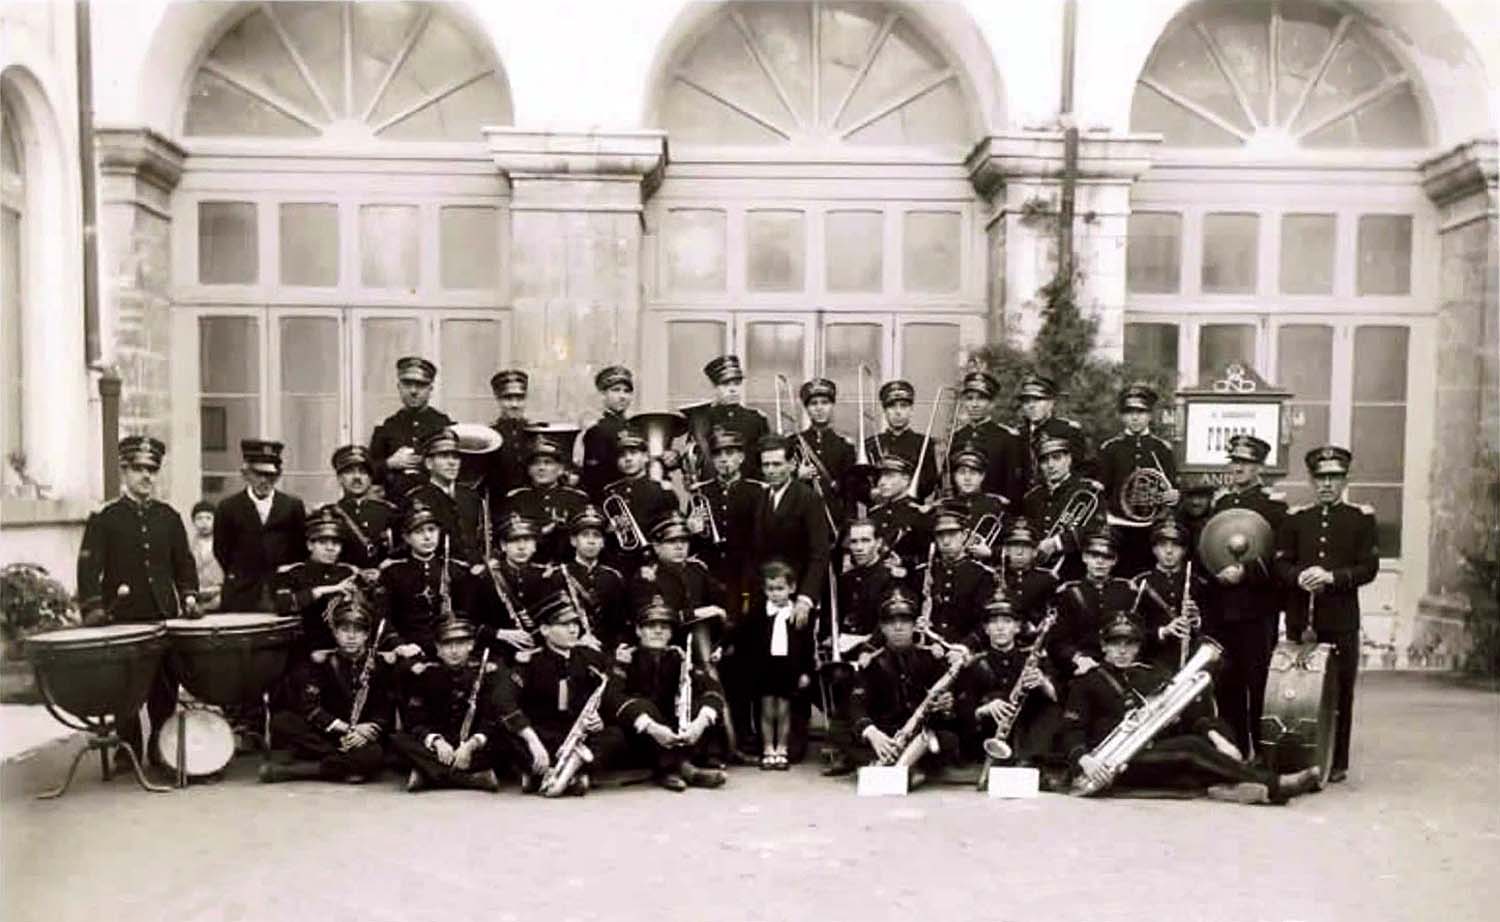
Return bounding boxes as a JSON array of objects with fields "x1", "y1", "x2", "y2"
[{"x1": 2, "y1": 672, "x2": 1497, "y2": 922}]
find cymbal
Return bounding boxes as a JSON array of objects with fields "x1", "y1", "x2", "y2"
[{"x1": 1198, "y1": 507, "x2": 1273, "y2": 573}]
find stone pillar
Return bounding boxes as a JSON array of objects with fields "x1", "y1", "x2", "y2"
[
  {"x1": 93, "y1": 127, "x2": 184, "y2": 445},
  {"x1": 1416, "y1": 138, "x2": 1498, "y2": 662},
  {"x1": 485, "y1": 128, "x2": 666, "y2": 424},
  {"x1": 967, "y1": 131, "x2": 1158, "y2": 357}
]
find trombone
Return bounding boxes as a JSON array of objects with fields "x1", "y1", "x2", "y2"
[
  {"x1": 964, "y1": 513, "x2": 1003, "y2": 553},
  {"x1": 908, "y1": 386, "x2": 954, "y2": 499},
  {"x1": 773, "y1": 372, "x2": 840, "y2": 539},
  {"x1": 602, "y1": 494, "x2": 647, "y2": 552}
]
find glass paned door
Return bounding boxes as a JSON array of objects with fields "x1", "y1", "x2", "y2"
[
  {"x1": 274, "y1": 311, "x2": 346, "y2": 504},
  {"x1": 198, "y1": 314, "x2": 264, "y2": 500},
  {"x1": 736, "y1": 314, "x2": 816, "y2": 429},
  {"x1": 353, "y1": 312, "x2": 424, "y2": 442},
  {"x1": 822, "y1": 315, "x2": 892, "y2": 442}
]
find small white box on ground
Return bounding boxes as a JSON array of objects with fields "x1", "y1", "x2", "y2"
[
  {"x1": 986, "y1": 767, "x2": 1040, "y2": 798},
  {"x1": 857, "y1": 766, "x2": 909, "y2": 796}
]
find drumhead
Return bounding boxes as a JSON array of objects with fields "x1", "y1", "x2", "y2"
[
  {"x1": 165, "y1": 613, "x2": 297, "y2": 634},
  {"x1": 26, "y1": 623, "x2": 165, "y2": 647},
  {"x1": 156, "y1": 708, "x2": 236, "y2": 777}
]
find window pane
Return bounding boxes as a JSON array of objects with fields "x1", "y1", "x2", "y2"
[
  {"x1": 667, "y1": 320, "x2": 726, "y2": 408},
  {"x1": 198, "y1": 202, "x2": 258, "y2": 285},
  {"x1": 676, "y1": 16, "x2": 794, "y2": 133},
  {"x1": 826, "y1": 211, "x2": 883, "y2": 293},
  {"x1": 1131, "y1": 82, "x2": 1243, "y2": 147},
  {"x1": 272, "y1": 2, "x2": 346, "y2": 118},
  {"x1": 440, "y1": 206, "x2": 499, "y2": 289},
  {"x1": 663, "y1": 210, "x2": 727, "y2": 293},
  {"x1": 1198, "y1": 323, "x2": 1256, "y2": 382},
  {"x1": 1144, "y1": 24, "x2": 1252, "y2": 136},
  {"x1": 1201, "y1": 213, "x2": 1258, "y2": 293},
  {"x1": 1277, "y1": 324, "x2": 1333, "y2": 400},
  {"x1": 199, "y1": 316, "x2": 260, "y2": 493},
  {"x1": 278, "y1": 317, "x2": 340, "y2": 503},
  {"x1": 183, "y1": 70, "x2": 319, "y2": 139},
  {"x1": 1353, "y1": 326, "x2": 1409, "y2": 401},
  {"x1": 1124, "y1": 322, "x2": 1179, "y2": 382},
  {"x1": 824, "y1": 322, "x2": 884, "y2": 437},
  {"x1": 279, "y1": 203, "x2": 338, "y2": 286},
  {"x1": 359, "y1": 205, "x2": 419, "y2": 288},
  {"x1": 439, "y1": 318, "x2": 502, "y2": 423},
  {"x1": 1279, "y1": 214, "x2": 1335, "y2": 294},
  {"x1": 903, "y1": 211, "x2": 961, "y2": 293},
  {"x1": 744, "y1": 322, "x2": 806, "y2": 423},
  {"x1": 1127, "y1": 212, "x2": 1182, "y2": 294},
  {"x1": 1356, "y1": 215, "x2": 1412, "y2": 295},
  {"x1": 359, "y1": 317, "x2": 421, "y2": 437},
  {"x1": 1203, "y1": 3, "x2": 1270, "y2": 124},
  {"x1": 746, "y1": 211, "x2": 806, "y2": 292},
  {"x1": 900, "y1": 323, "x2": 960, "y2": 428},
  {"x1": 2, "y1": 206, "x2": 21, "y2": 474},
  {"x1": 1346, "y1": 485, "x2": 1400, "y2": 556},
  {"x1": 1351, "y1": 405, "x2": 1405, "y2": 482}
]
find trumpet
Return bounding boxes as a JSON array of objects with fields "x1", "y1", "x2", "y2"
[
  {"x1": 964, "y1": 513, "x2": 1003, "y2": 553},
  {"x1": 687, "y1": 490, "x2": 723, "y2": 545},
  {"x1": 602, "y1": 493, "x2": 646, "y2": 552}
]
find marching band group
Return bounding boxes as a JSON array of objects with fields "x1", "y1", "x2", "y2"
[{"x1": 75, "y1": 350, "x2": 1379, "y2": 803}]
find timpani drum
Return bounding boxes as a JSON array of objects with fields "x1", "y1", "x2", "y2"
[{"x1": 1259, "y1": 640, "x2": 1338, "y2": 780}]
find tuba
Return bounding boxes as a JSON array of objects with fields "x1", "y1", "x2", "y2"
[
  {"x1": 524, "y1": 423, "x2": 582, "y2": 464},
  {"x1": 629, "y1": 411, "x2": 687, "y2": 484},
  {"x1": 452, "y1": 423, "x2": 504, "y2": 455}
]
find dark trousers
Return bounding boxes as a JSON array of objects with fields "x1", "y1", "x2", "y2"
[
  {"x1": 821, "y1": 670, "x2": 860, "y2": 761},
  {"x1": 719, "y1": 624, "x2": 761, "y2": 752},
  {"x1": 1314, "y1": 627, "x2": 1359, "y2": 772},
  {"x1": 390, "y1": 731, "x2": 502, "y2": 786},
  {"x1": 966, "y1": 697, "x2": 1065, "y2": 766},
  {"x1": 853, "y1": 727, "x2": 961, "y2": 771},
  {"x1": 269, "y1": 712, "x2": 385, "y2": 779},
  {"x1": 529, "y1": 723, "x2": 628, "y2": 773},
  {"x1": 1207, "y1": 618, "x2": 1275, "y2": 754},
  {"x1": 620, "y1": 705, "x2": 715, "y2": 776},
  {"x1": 115, "y1": 659, "x2": 178, "y2": 764},
  {"x1": 1118, "y1": 733, "x2": 1274, "y2": 790}
]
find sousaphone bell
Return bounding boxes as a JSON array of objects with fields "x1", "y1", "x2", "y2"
[
  {"x1": 451, "y1": 422, "x2": 504, "y2": 454},
  {"x1": 629, "y1": 411, "x2": 687, "y2": 482}
]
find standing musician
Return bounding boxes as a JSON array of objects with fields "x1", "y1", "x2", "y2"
[
  {"x1": 913, "y1": 507, "x2": 996, "y2": 646},
  {"x1": 1014, "y1": 373, "x2": 1092, "y2": 490},
  {"x1": 943, "y1": 447, "x2": 1010, "y2": 563},
  {"x1": 950, "y1": 369, "x2": 1025, "y2": 507},
  {"x1": 1022, "y1": 435, "x2": 1104, "y2": 583},
  {"x1": 1099, "y1": 383, "x2": 1180, "y2": 578},
  {"x1": 1049, "y1": 529, "x2": 1137, "y2": 682},
  {"x1": 701, "y1": 354, "x2": 770, "y2": 481},
  {"x1": 76, "y1": 435, "x2": 199, "y2": 768},
  {"x1": 612, "y1": 597, "x2": 729, "y2": 792},
  {"x1": 510, "y1": 593, "x2": 626, "y2": 797},
  {"x1": 996, "y1": 519, "x2": 1061, "y2": 631},
  {"x1": 259, "y1": 595, "x2": 394, "y2": 785},
  {"x1": 271, "y1": 507, "x2": 361, "y2": 655},
  {"x1": 1175, "y1": 476, "x2": 1219, "y2": 570},
  {"x1": 1131, "y1": 519, "x2": 1211, "y2": 671},
  {"x1": 685, "y1": 427, "x2": 763, "y2": 626},
  {"x1": 369, "y1": 356, "x2": 453, "y2": 498},
  {"x1": 818, "y1": 519, "x2": 896, "y2": 776},
  {"x1": 214, "y1": 439, "x2": 308, "y2": 612},
  {"x1": 866, "y1": 456, "x2": 931, "y2": 582},
  {"x1": 1275, "y1": 445, "x2": 1379, "y2": 784},
  {"x1": 957, "y1": 591, "x2": 1062, "y2": 770},
  {"x1": 392, "y1": 619, "x2": 535, "y2": 793},
  {"x1": 403, "y1": 428, "x2": 485, "y2": 564},
  {"x1": 866, "y1": 379, "x2": 940, "y2": 501},
  {"x1": 633, "y1": 513, "x2": 729, "y2": 630},
  {"x1": 377, "y1": 504, "x2": 480, "y2": 659},
  {"x1": 559, "y1": 507, "x2": 631, "y2": 656},
  {"x1": 602, "y1": 427, "x2": 679, "y2": 567},
  {"x1": 1063, "y1": 613, "x2": 1321, "y2": 805},
  {"x1": 482, "y1": 514, "x2": 554, "y2": 653},
  {"x1": 1205, "y1": 433, "x2": 1287, "y2": 755},
  {"x1": 797, "y1": 377, "x2": 856, "y2": 522},
  {"x1": 473, "y1": 369, "x2": 534, "y2": 508},
  {"x1": 500, "y1": 435, "x2": 590, "y2": 566},
  {"x1": 581, "y1": 366, "x2": 635, "y2": 502},
  {"x1": 848, "y1": 588, "x2": 966, "y2": 790},
  {"x1": 327, "y1": 444, "x2": 399, "y2": 571}
]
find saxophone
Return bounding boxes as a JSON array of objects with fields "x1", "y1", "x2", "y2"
[
  {"x1": 1072, "y1": 638, "x2": 1224, "y2": 796},
  {"x1": 884, "y1": 651, "x2": 969, "y2": 768},
  {"x1": 457, "y1": 647, "x2": 491, "y2": 744},
  {"x1": 539, "y1": 666, "x2": 610, "y2": 796},
  {"x1": 983, "y1": 606, "x2": 1059, "y2": 762}
]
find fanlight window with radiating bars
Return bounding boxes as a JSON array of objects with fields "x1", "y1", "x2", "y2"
[
  {"x1": 659, "y1": 1, "x2": 972, "y2": 149},
  {"x1": 1130, "y1": 0, "x2": 1428, "y2": 150},
  {"x1": 183, "y1": 1, "x2": 511, "y2": 141}
]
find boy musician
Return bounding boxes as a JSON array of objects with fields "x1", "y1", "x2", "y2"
[
  {"x1": 1049, "y1": 529, "x2": 1137, "y2": 683},
  {"x1": 558, "y1": 507, "x2": 630, "y2": 656},
  {"x1": 913, "y1": 507, "x2": 996, "y2": 646},
  {"x1": 797, "y1": 377, "x2": 856, "y2": 522},
  {"x1": 848, "y1": 588, "x2": 966, "y2": 790},
  {"x1": 403, "y1": 428, "x2": 484, "y2": 563},
  {"x1": 1022, "y1": 434, "x2": 1104, "y2": 583},
  {"x1": 866, "y1": 456, "x2": 931, "y2": 582},
  {"x1": 866, "y1": 379, "x2": 939, "y2": 501},
  {"x1": 501, "y1": 435, "x2": 590, "y2": 566},
  {"x1": 1014, "y1": 373, "x2": 1091, "y2": 489},
  {"x1": 581, "y1": 365, "x2": 635, "y2": 502},
  {"x1": 612, "y1": 597, "x2": 729, "y2": 792},
  {"x1": 260, "y1": 595, "x2": 394, "y2": 784},
  {"x1": 271, "y1": 507, "x2": 362, "y2": 655},
  {"x1": 482, "y1": 514, "x2": 553, "y2": 654},
  {"x1": 1099, "y1": 383, "x2": 1180, "y2": 578},
  {"x1": 1132, "y1": 520, "x2": 1209, "y2": 671},
  {"x1": 942, "y1": 447, "x2": 1009, "y2": 563},
  {"x1": 510, "y1": 593, "x2": 625, "y2": 797},
  {"x1": 701, "y1": 354, "x2": 770, "y2": 481},
  {"x1": 602, "y1": 428, "x2": 678, "y2": 567},
  {"x1": 950, "y1": 370, "x2": 1025, "y2": 506},
  {"x1": 996, "y1": 519, "x2": 1060, "y2": 631},
  {"x1": 378, "y1": 504, "x2": 480, "y2": 660},
  {"x1": 327, "y1": 444, "x2": 399, "y2": 571},
  {"x1": 368, "y1": 356, "x2": 453, "y2": 498},
  {"x1": 1063, "y1": 613, "x2": 1321, "y2": 805},
  {"x1": 958, "y1": 591, "x2": 1062, "y2": 769},
  {"x1": 391, "y1": 619, "x2": 537, "y2": 793}
]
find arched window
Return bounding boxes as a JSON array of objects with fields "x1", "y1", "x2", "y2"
[
  {"x1": 1131, "y1": 0, "x2": 1427, "y2": 150},
  {"x1": 1, "y1": 89, "x2": 23, "y2": 486}
]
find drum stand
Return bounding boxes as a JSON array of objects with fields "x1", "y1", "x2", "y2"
[{"x1": 34, "y1": 696, "x2": 170, "y2": 799}]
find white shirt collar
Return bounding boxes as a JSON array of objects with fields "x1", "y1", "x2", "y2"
[{"x1": 247, "y1": 487, "x2": 275, "y2": 522}]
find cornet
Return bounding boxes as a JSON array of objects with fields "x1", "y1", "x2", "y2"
[
  {"x1": 687, "y1": 491, "x2": 722, "y2": 545},
  {"x1": 602, "y1": 493, "x2": 646, "y2": 552}
]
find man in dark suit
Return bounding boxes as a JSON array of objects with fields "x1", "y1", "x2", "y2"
[
  {"x1": 214, "y1": 439, "x2": 308, "y2": 611},
  {"x1": 1275, "y1": 446, "x2": 1379, "y2": 783},
  {"x1": 368, "y1": 356, "x2": 453, "y2": 498}
]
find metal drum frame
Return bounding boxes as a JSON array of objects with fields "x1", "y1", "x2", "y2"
[{"x1": 1259, "y1": 641, "x2": 1339, "y2": 780}]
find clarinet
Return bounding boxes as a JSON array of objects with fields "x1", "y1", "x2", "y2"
[
  {"x1": 983, "y1": 606, "x2": 1058, "y2": 762},
  {"x1": 675, "y1": 640, "x2": 694, "y2": 736},
  {"x1": 458, "y1": 647, "x2": 491, "y2": 744},
  {"x1": 439, "y1": 536, "x2": 455, "y2": 622},
  {"x1": 348, "y1": 620, "x2": 387, "y2": 725}
]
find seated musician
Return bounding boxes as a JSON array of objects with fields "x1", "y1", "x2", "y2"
[
  {"x1": 943, "y1": 447, "x2": 1009, "y2": 562},
  {"x1": 390, "y1": 619, "x2": 535, "y2": 793},
  {"x1": 602, "y1": 427, "x2": 678, "y2": 569},
  {"x1": 848, "y1": 588, "x2": 966, "y2": 790},
  {"x1": 377, "y1": 503, "x2": 480, "y2": 660},
  {"x1": 819, "y1": 518, "x2": 895, "y2": 777},
  {"x1": 996, "y1": 518, "x2": 1060, "y2": 633},
  {"x1": 913, "y1": 506, "x2": 996, "y2": 646},
  {"x1": 631, "y1": 513, "x2": 729, "y2": 634},
  {"x1": 260, "y1": 593, "x2": 394, "y2": 784},
  {"x1": 866, "y1": 456, "x2": 930, "y2": 582},
  {"x1": 510, "y1": 592, "x2": 625, "y2": 797},
  {"x1": 482, "y1": 513, "x2": 553, "y2": 653},
  {"x1": 1049, "y1": 529, "x2": 1136, "y2": 682},
  {"x1": 612, "y1": 596, "x2": 728, "y2": 792},
  {"x1": 957, "y1": 591, "x2": 1062, "y2": 772},
  {"x1": 271, "y1": 506, "x2": 361, "y2": 655},
  {"x1": 1132, "y1": 519, "x2": 1210, "y2": 670},
  {"x1": 1022, "y1": 435, "x2": 1103, "y2": 582},
  {"x1": 1063, "y1": 613, "x2": 1321, "y2": 805},
  {"x1": 560, "y1": 506, "x2": 630, "y2": 657}
]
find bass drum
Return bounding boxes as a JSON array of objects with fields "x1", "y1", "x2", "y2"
[
  {"x1": 1258, "y1": 641, "x2": 1338, "y2": 780},
  {"x1": 156, "y1": 707, "x2": 236, "y2": 778}
]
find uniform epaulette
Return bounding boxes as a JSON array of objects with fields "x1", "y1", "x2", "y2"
[
  {"x1": 1267, "y1": 491, "x2": 1287, "y2": 502},
  {"x1": 1288, "y1": 502, "x2": 1314, "y2": 515},
  {"x1": 310, "y1": 649, "x2": 333, "y2": 664},
  {"x1": 971, "y1": 559, "x2": 997, "y2": 576},
  {"x1": 985, "y1": 491, "x2": 1010, "y2": 505},
  {"x1": 515, "y1": 648, "x2": 536, "y2": 663},
  {"x1": 379, "y1": 557, "x2": 404, "y2": 570},
  {"x1": 562, "y1": 485, "x2": 588, "y2": 497},
  {"x1": 1082, "y1": 478, "x2": 1105, "y2": 492},
  {"x1": 276, "y1": 562, "x2": 301, "y2": 574},
  {"x1": 505, "y1": 486, "x2": 528, "y2": 498},
  {"x1": 372, "y1": 496, "x2": 399, "y2": 509},
  {"x1": 1211, "y1": 487, "x2": 1230, "y2": 504},
  {"x1": 1099, "y1": 433, "x2": 1124, "y2": 448},
  {"x1": 997, "y1": 422, "x2": 1018, "y2": 435},
  {"x1": 468, "y1": 562, "x2": 486, "y2": 576},
  {"x1": 1058, "y1": 579, "x2": 1083, "y2": 590},
  {"x1": 604, "y1": 476, "x2": 631, "y2": 492},
  {"x1": 686, "y1": 556, "x2": 708, "y2": 569},
  {"x1": 94, "y1": 497, "x2": 123, "y2": 515},
  {"x1": 410, "y1": 661, "x2": 432, "y2": 674},
  {"x1": 690, "y1": 478, "x2": 715, "y2": 491},
  {"x1": 1353, "y1": 502, "x2": 1376, "y2": 516},
  {"x1": 402, "y1": 484, "x2": 425, "y2": 499},
  {"x1": 742, "y1": 478, "x2": 766, "y2": 488}
]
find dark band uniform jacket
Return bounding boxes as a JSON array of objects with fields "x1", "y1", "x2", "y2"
[
  {"x1": 403, "y1": 480, "x2": 485, "y2": 564},
  {"x1": 603, "y1": 474, "x2": 678, "y2": 554},
  {"x1": 1061, "y1": 659, "x2": 1227, "y2": 765},
  {"x1": 753, "y1": 477, "x2": 833, "y2": 602},
  {"x1": 214, "y1": 489, "x2": 308, "y2": 612},
  {"x1": 630, "y1": 558, "x2": 728, "y2": 630},
  {"x1": 1021, "y1": 473, "x2": 1104, "y2": 560},
  {"x1": 1275, "y1": 500, "x2": 1380, "y2": 635},
  {"x1": 612, "y1": 645, "x2": 726, "y2": 729},
  {"x1": 956, "y1": 640, "x2": 1060, "y2": 750},
  {"x1": 77, "y1": 494, "x2": 198, "y2": 620},
  {"x1": 330, "y1": 494, "x2": 400, "y2": 569},
  {"x1": 271, "y1": 560, "x2": 361, "y2": 652},
  {"x1": 689, "y1": 475, "x2": 763, "y2": 619},
  {"x1": 1208, "y1": 484, "x2": 1288, "y2": 625},
  {"x1": 581, "y1": 408, "x2": 630, "y2": 502},
  {"x1": 868, "y1": 495, "x2": 931, "y2": 578},
  {"x1": 837, "y1": 559, "x2": 896, "y2": 639},
  {"x1": 291, "y1": 645, "x2": 398, "y2": 737},
  {"x1": 705, "y1": 403, "x2": 770, "y2": 481},
  {"x1": 999, "y1": 565, "x2": 1061, "y2": 628},
  {"x1": 369, "y1": 404, "x2": 453, "y2": 496},
  {"x1": 951, "y1": 419, "x2": 1026, "y2": 506},
  {"x1": 501, "y1": 483, "x2": 591, "y2": 565},
  {"x1": 404, "y1": 656, "x2": 526, "y2": 747},
  {"x1": 377, "y1": 554, "x2": 481, "y2": 655},
  {"x1": 511, "y1": 644, "x2": 621, "y2": 749},
  {"x1": 848, "y1": 646, "x2": 948, "y2": 737},
  {"x1": 1048, "y1": 576, "x2": 1138, "y2": 675},
  {"x1": 913, "y1": 555, "x2": 996, "y2": 645},
  {"x1": 865, "y1": 428, "x2": 940, "y2": 501},
  {"x1": 1098, "y1": 429, "x2": 1178, "y2": 519},
  {"x1": 1017, "y1": 415, "x2": 1092, "y2": 488},
  {"x1": 1132, "y1": 565, "x2": 1212, "y2": 669},
  {"x1": 475, "y1": 416, "x2": 533, "y2": 508},
  {"x1": 799, "y1": 424, "x2": 856, "y2": 519},
  {"x1": 561, "y1": 559, "x2": 630, "y2": 651}
]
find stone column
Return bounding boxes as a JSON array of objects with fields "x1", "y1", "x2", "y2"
[
  {"x1": 93, "y1": 127, "x2": 184, "y2": 445},
  {"x1": 1416, "y1": 138, "x2": 1498, "y2": 662},
  {"x1": 485, "y1": 128, "x2": 666, "y2": 424},
  {"x1": 967, "y1": 131, "x2": 1158, "y2": 356}
]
